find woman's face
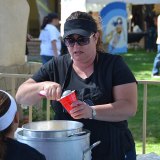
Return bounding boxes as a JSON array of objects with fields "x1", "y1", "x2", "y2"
[
  {"x1": 52, "y1": 18, "x2": 59, "y2": 27},
  {"x1": 65, "y1": 33, "x2": 99, "y2": 64}
]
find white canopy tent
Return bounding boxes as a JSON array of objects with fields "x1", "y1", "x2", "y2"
[
  {"x1": 86, "y1": 0, "x2": 160, "y2": 5},
  {"x1": 85, "y1": 0, "x2": 160, "y2": 32},
  {"x1": 86, "y1": 0, "x2": 160, "y2": 12},
  {"x1": 61, "y1": 0, "x2": 160, "y2": 35}
]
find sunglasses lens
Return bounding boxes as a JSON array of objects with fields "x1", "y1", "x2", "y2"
[
  {"x1": 64, "y1": 36, "x2": 90, "y2": 47},
  {"x1": 64, "y1": 38, "x2": 75, "y2": 47},
  {"x1": 77, "y1": 37, "x2": 90, "y2": 46}
]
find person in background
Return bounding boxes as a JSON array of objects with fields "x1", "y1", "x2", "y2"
[
  {"x1": 152, "y1": 15, "x2": 160, "y2": 77},
  {"x1": 0, "y1": 90, "x2": 46, "y2": 160},
  {"x1": 39, "y1": 13, "x2": 61, "y2": 64},
  {"x1": 16, "y1": 11, "x2": 137, "y2": 160},
  {"x1": 25, "y1": 33, "x2": 33, "y2": 62},
  {"x1": 145, "y1": 13, "x2": 157, "y2": 52}
]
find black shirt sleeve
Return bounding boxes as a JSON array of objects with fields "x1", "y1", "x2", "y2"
[
  {"x1": 31, "y1": 54, "x2": 71, "y2": 83},
  {"x1": 31, "y1": 58, "x2": 56, "y2": 82},
  {"x1": 112, "y1": 56, "x2": 137, "y2": 86}
]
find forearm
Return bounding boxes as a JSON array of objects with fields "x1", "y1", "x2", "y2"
[
  {"x1": 93, "y1": 100, "x2": 137, "y2": 122},
  {"x1": 52, "y1": 40, "x2": 58, "y2": 57},
  {"x1": 16, "y1": 80, "x2": 44, "y2": 105},
  {"x1": 70, "y1": 83, "x2": 137, "y2": 121},
  {"x1": 16, "y1": 79, "x2": 62, "y2": 105}
]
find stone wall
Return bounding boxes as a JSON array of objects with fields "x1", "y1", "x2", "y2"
[
  {"x1": 0, "y1": 62, "x2": 42, "y2": 123},
  {"x1": 0, "y1": 0, "x2": 29, "y2": 66},
  {"x1": 0, "y1": 62, "x2": 41, "y2": 93}
]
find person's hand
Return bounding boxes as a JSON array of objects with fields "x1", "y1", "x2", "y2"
[
  {"x1": 70, "y1": 100, "x2": 93, "y2": 119},
  {"x1": 42, "y1": 81, "x2": 62, "y2": 100},
  {"x1": 27, "y1": 34, "x2": 32, "y2": 41}
]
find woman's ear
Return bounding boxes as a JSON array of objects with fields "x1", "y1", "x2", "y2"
[
  {"x1": 14, "y1": 112, "x2": 19, "y2": 124},
  {"x1": 94, "y1": 32, "x2": 99, "y2": 43}
]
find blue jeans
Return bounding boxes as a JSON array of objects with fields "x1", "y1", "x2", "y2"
[
  {"x1": 41, "y1": 55, "x2": 53, "y2": 64},
  {"x1": 152, "y1": 44, "x2": 160, "y2": 75},
  {"x1": 125, "y1": 148, "x2": 136, "y2": 160}
]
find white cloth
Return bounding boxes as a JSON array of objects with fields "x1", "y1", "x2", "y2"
[
  {"x1": 0, "y1": 90, "x2": 17, "y2": 131},
  {"x1": 39, "y1": 24, "x2": 61, "y2": 56},
  {"x1": 133, "y1": 25, "x2": 142, "y2": 33},
  {"x1": 137, "y1": 152, "x2": 160, "y2": 160}
]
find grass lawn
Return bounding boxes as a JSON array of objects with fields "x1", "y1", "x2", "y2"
[{"x1": 122, "y1": 49, "x2": 160, "y2": 155}]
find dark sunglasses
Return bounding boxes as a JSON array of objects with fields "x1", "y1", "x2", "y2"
[{"x1": 64, "y1": 34, "x2": 94, "y2": 47}]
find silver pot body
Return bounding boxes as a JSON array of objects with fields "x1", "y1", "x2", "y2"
[
  {"x1": 17, "y1": 120, "x2": 94, "y2": 160},
  {"x1": 17, "y1": 130, "x2": 91, "y2": 160}
]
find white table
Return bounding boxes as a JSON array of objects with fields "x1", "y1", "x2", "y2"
[{"x1": 137, "y1": 153, "x2": 160, "y2": 160}]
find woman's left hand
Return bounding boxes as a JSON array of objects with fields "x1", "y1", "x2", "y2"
[{"x1": 70, "y1": 100, "x2": 92, "y2": 119}]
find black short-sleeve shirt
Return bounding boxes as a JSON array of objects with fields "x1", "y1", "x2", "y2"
[
  {"x1": 32, "y1": 52, "x2": 136, "y2": 160},
  {"x1": 5, "y1": 138, "x2": 46, "y2": 160},
  {"x1": 32, "y1": 52, "x2": 136, "y2": 86}
]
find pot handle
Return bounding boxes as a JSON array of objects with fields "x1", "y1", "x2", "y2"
[
  {"x1": 83, "y1": 141, "x2": 101, "y2": 160},
  {"x1": 68, "y1": 131, "x2": 87, "y2": 137}
]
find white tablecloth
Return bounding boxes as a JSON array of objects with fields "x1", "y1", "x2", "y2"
[{"x1": 137, "y1": 153, "x2": 160, "y2": 160}]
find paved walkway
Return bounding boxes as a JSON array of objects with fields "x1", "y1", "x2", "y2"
[{"x1": 27, "y1": 55, "x2": 41, "y2": 63}]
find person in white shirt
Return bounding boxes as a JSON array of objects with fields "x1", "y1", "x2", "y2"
[
  {"x1": 39, "y1": 13, "x2": 61, "y2": 64},
  {"x1": 152, "y1": 15, "x2": 160, "y2": 77}
]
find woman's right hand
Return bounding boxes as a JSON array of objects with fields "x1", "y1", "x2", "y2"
[
  {"x1": 42, "y1": 81, "x2": 62, "y2": 100},
  {"x1": 16, "y1": 78, "x2": 62, "y2": 105}
]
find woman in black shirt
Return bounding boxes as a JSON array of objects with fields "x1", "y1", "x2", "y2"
[{"x1": 16, "y1": 11, "x2": 137, "y2": 160}]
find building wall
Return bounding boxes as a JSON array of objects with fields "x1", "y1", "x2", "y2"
[
  {"x1": 27, "y1": 0, "x2": 40, "y2": 37},
  {"x1": 27, "y1": 0, "x2": 60, "y2": 38},
  {"x1": 0, "y1": 0, "x2": 29, "y2": 66}
]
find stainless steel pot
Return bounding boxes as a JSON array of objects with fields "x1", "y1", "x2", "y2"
[
  {"x1": 22, "y1": 120, "x2": 83, "y2": 138},
  {"x1": 17, "y1": 130, "x2": 100, "y2": 160},
  {"x1": 17, "y1": 120, "x2": 100, "y2": 160}
]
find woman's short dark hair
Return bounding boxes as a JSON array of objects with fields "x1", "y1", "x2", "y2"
[{"x1": 41, "y1": 13, "x2": 59, "y2": 30}]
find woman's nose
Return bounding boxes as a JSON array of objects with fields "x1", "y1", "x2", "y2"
[{"x1": 73, "y1": 42, "x2": 80, "y2": 47}]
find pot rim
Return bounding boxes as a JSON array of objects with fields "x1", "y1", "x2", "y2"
[
  {"x1": 17, "y1": 129, "x2": 90, "y2": 141},
  {"x1": 22, "y1": 120, "x2": 84, "y2": 132}
]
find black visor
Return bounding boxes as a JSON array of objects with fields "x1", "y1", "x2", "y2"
[{"x1": 63, "y1": 19, "x2": 97, "y2": 39}]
